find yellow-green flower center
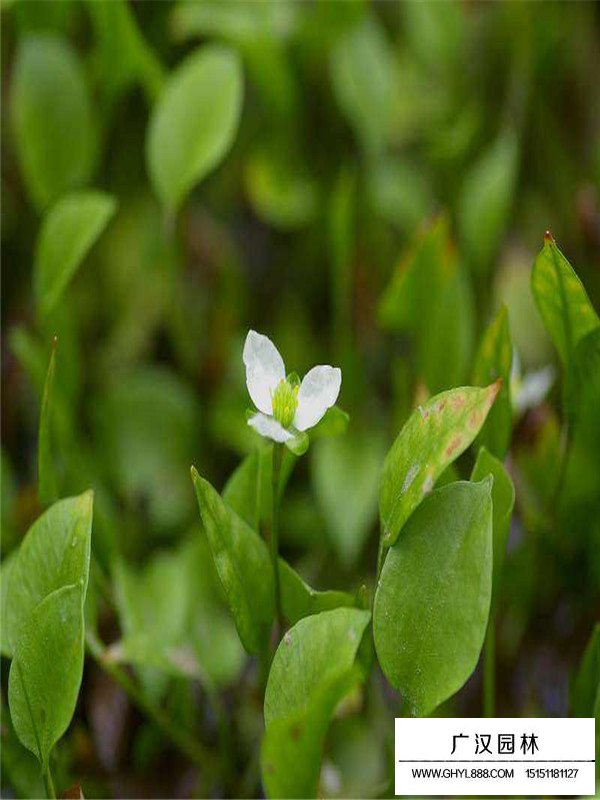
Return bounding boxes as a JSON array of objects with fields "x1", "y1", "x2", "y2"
[{"x1": 271, "y1": 379, "x2": 298, "y2": 428}]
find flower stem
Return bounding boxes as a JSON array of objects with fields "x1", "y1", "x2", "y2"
[
  {"x1": 483, "y1": 618, "x2": 495, "y2": 717},
  {"x1": 270, "y1": 443, "x2": 284, "y2": 627},
  {"x1": 85, "y1": 631, "x2": 215, "y2": 774},
  {"x1": 42, "y1": 764, "x2": 56, "y2": 799}
]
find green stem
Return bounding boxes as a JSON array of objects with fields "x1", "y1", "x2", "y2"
[
  {"x1": 270, "y1": 443, "x2": 283, "y2": 626},
  {"x1": 483, "y1": 618, "x2": 495, "y2": 717},
  {"x1": 42, "y1": 764, "x2": 56, "y2": 799},
  {"x1": 85, "y1": 631, "x2": 215, "y2": 773}
]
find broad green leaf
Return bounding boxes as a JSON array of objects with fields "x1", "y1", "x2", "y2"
[
  {"x1": 146, "y1": 45, "x2": 243, "y2": 210},
  {"x1": 374, "y1": 480, "x2": 493, "y2": 715},
  {"x1": 531, "y1": 233, "x2": 600, "y2": 366},
  {"x1": 279, "y1": 559, "x2": 355, "y2": 627},
  {"x1": 330, "y1": 15, "x2": 396, "y2": 156},
  {"x1": 37, "y1": 338, "x2": 58, "y2": 504},
  {"x1": 34, "y1": 191, "x2": 117, "y2": 316},
  {"x1": 262, "y1": 608, "x2": 371, "y2": 798},
  {"x1": 570, "y1": 624, "x2": 600, "y2": 718},
  {"x1": 0, "y1": 551, "x2": 18, "y2": 657},
  {"x1": 8, "y1": 583, "x2": 84, "y2": 768},
  {"x1": 262, "y1": 669, "x2": 360, "y2": 800},
  {"x1": 4, "y1": 492, "x2": 93, "y2": 654},
  {"x1": 379, "y1": 216, "x2": 474, "y2": 393},
  {"x1": 10, "y1": 34, "x2": 95, "y2": 210},
  {"x1": 458, "y1": 128, "x2": 518, "y2": 274},
  {"x1": 470, "y1": 447, "x2": 515, "y2": 606},
  {"x1": 191, "y1": 468, "x2": 274, "y2": 655},
  {"x1": 472, "y1": 306, "x2": 513, "y2": 457},
  {"x1": 379, "y1": 382, "x2": 500, "y2": 546},
  {"x1": 87, "y1": 0, "x2": 164, "y2": 105},
  {"x1": 311, "y1": 433, "x2": 383, "y2": 567},
  {"x1": 264, "y1": 607, "x2": 370, "y2": 726}
]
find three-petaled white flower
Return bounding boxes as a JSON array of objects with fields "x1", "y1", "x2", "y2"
[{"x1": 243, "y1": 330, "x2": 341, "y2": 443}]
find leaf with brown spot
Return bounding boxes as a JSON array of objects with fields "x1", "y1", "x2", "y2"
[{"x1": 379, "y1": 382, "x2": 500, "y2": 546}]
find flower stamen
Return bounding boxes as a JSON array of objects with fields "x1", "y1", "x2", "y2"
[{"x1": 271, "y1": 379, "x2": 299, "y2": 428}]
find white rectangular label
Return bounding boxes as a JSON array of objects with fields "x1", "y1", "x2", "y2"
[{"x1": 395, "y1": 717, "x2": 595, "y2": 796}]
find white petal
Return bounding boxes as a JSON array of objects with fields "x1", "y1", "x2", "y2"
[
  {"x1": 247, "y1": 412, "x2": 294, "y2": 443},
  {"x1": 514, "y1": 365, "x2": 556, "y2": 414},
  {"x1": 243, "y1": 330, "x2": 285, "y2": 415},
  {"x1": 294, "y1": 365, "x2": 341, "y2": 431}
]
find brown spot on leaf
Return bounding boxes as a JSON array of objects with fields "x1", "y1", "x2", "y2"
[
  {"x1": 469, "y1": 410, "x2": 481, "y2": 428},
  {"x1": 290, "y1": 723, "x2": 303, "y2": 741},
  {"x1": 450, "y1": 395, "x2": 464, "y2": 411},
  {"x1": 445, "y1": 435, "x2": 463, "y2": 457}
]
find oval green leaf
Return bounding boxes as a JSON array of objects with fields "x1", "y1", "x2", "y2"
[
  {"x1": 4, "y1": 492, "x2": 93, "y2": 654},
  {"x1": 472, "y1": 305, "x2": 513, "y2": 458},
  {"x1": 191, "y1": 467, "x2": 274, "y2": 655},
  {"x1": 531, "y1": 234, "x2": 599, "y2": 366},
  {"x1": 379, "y1": 381, "x2": 500, "y2": 546},
  {"x1": 10, "y1": 34, "x2": 95, "y2": 210},
  {"x1": 34, "y1": 191, "x2": 117, "y2": 316},
  {"x1": 8, "y1": 583, "x2": 84, "y2": 769},
  {"x1": 374, "y1": 479, "x2": 493, "y2": 716},
  {"x1": 262, "y1": 607, "x2": 371, "y2": 798},
  {"x1": 146, "y1": 44, "x2": 243, "y2": 210}
]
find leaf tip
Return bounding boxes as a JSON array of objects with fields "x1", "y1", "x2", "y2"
[
  {"x1": 51, "y1": 335, "x2": 58, "y2": 350},
  {"x1": 543, "y1": 229, "x2": 555, "y2": 245},
  {"x1": 489, "y1": 377, "x2": 502, "y2": 401}
]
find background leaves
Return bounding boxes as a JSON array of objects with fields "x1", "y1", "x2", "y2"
[
  {"x1": 34, "y1": 191, "x2": 117, "y2": 316},
  {"x1": 10, "y1": 34, "x2": 95, "y2": 210},
  {"x1": 146, "y1": 44, "x2": 243, "y2": 210}
]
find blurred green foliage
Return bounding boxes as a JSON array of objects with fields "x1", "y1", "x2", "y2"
[{"x1": 1, "y1": 1, "x2": 599, "y2": 797}]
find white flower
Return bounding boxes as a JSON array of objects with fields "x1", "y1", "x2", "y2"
[{"x1": 243, "y1": 330, "x2": 341, "y2": 443}]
